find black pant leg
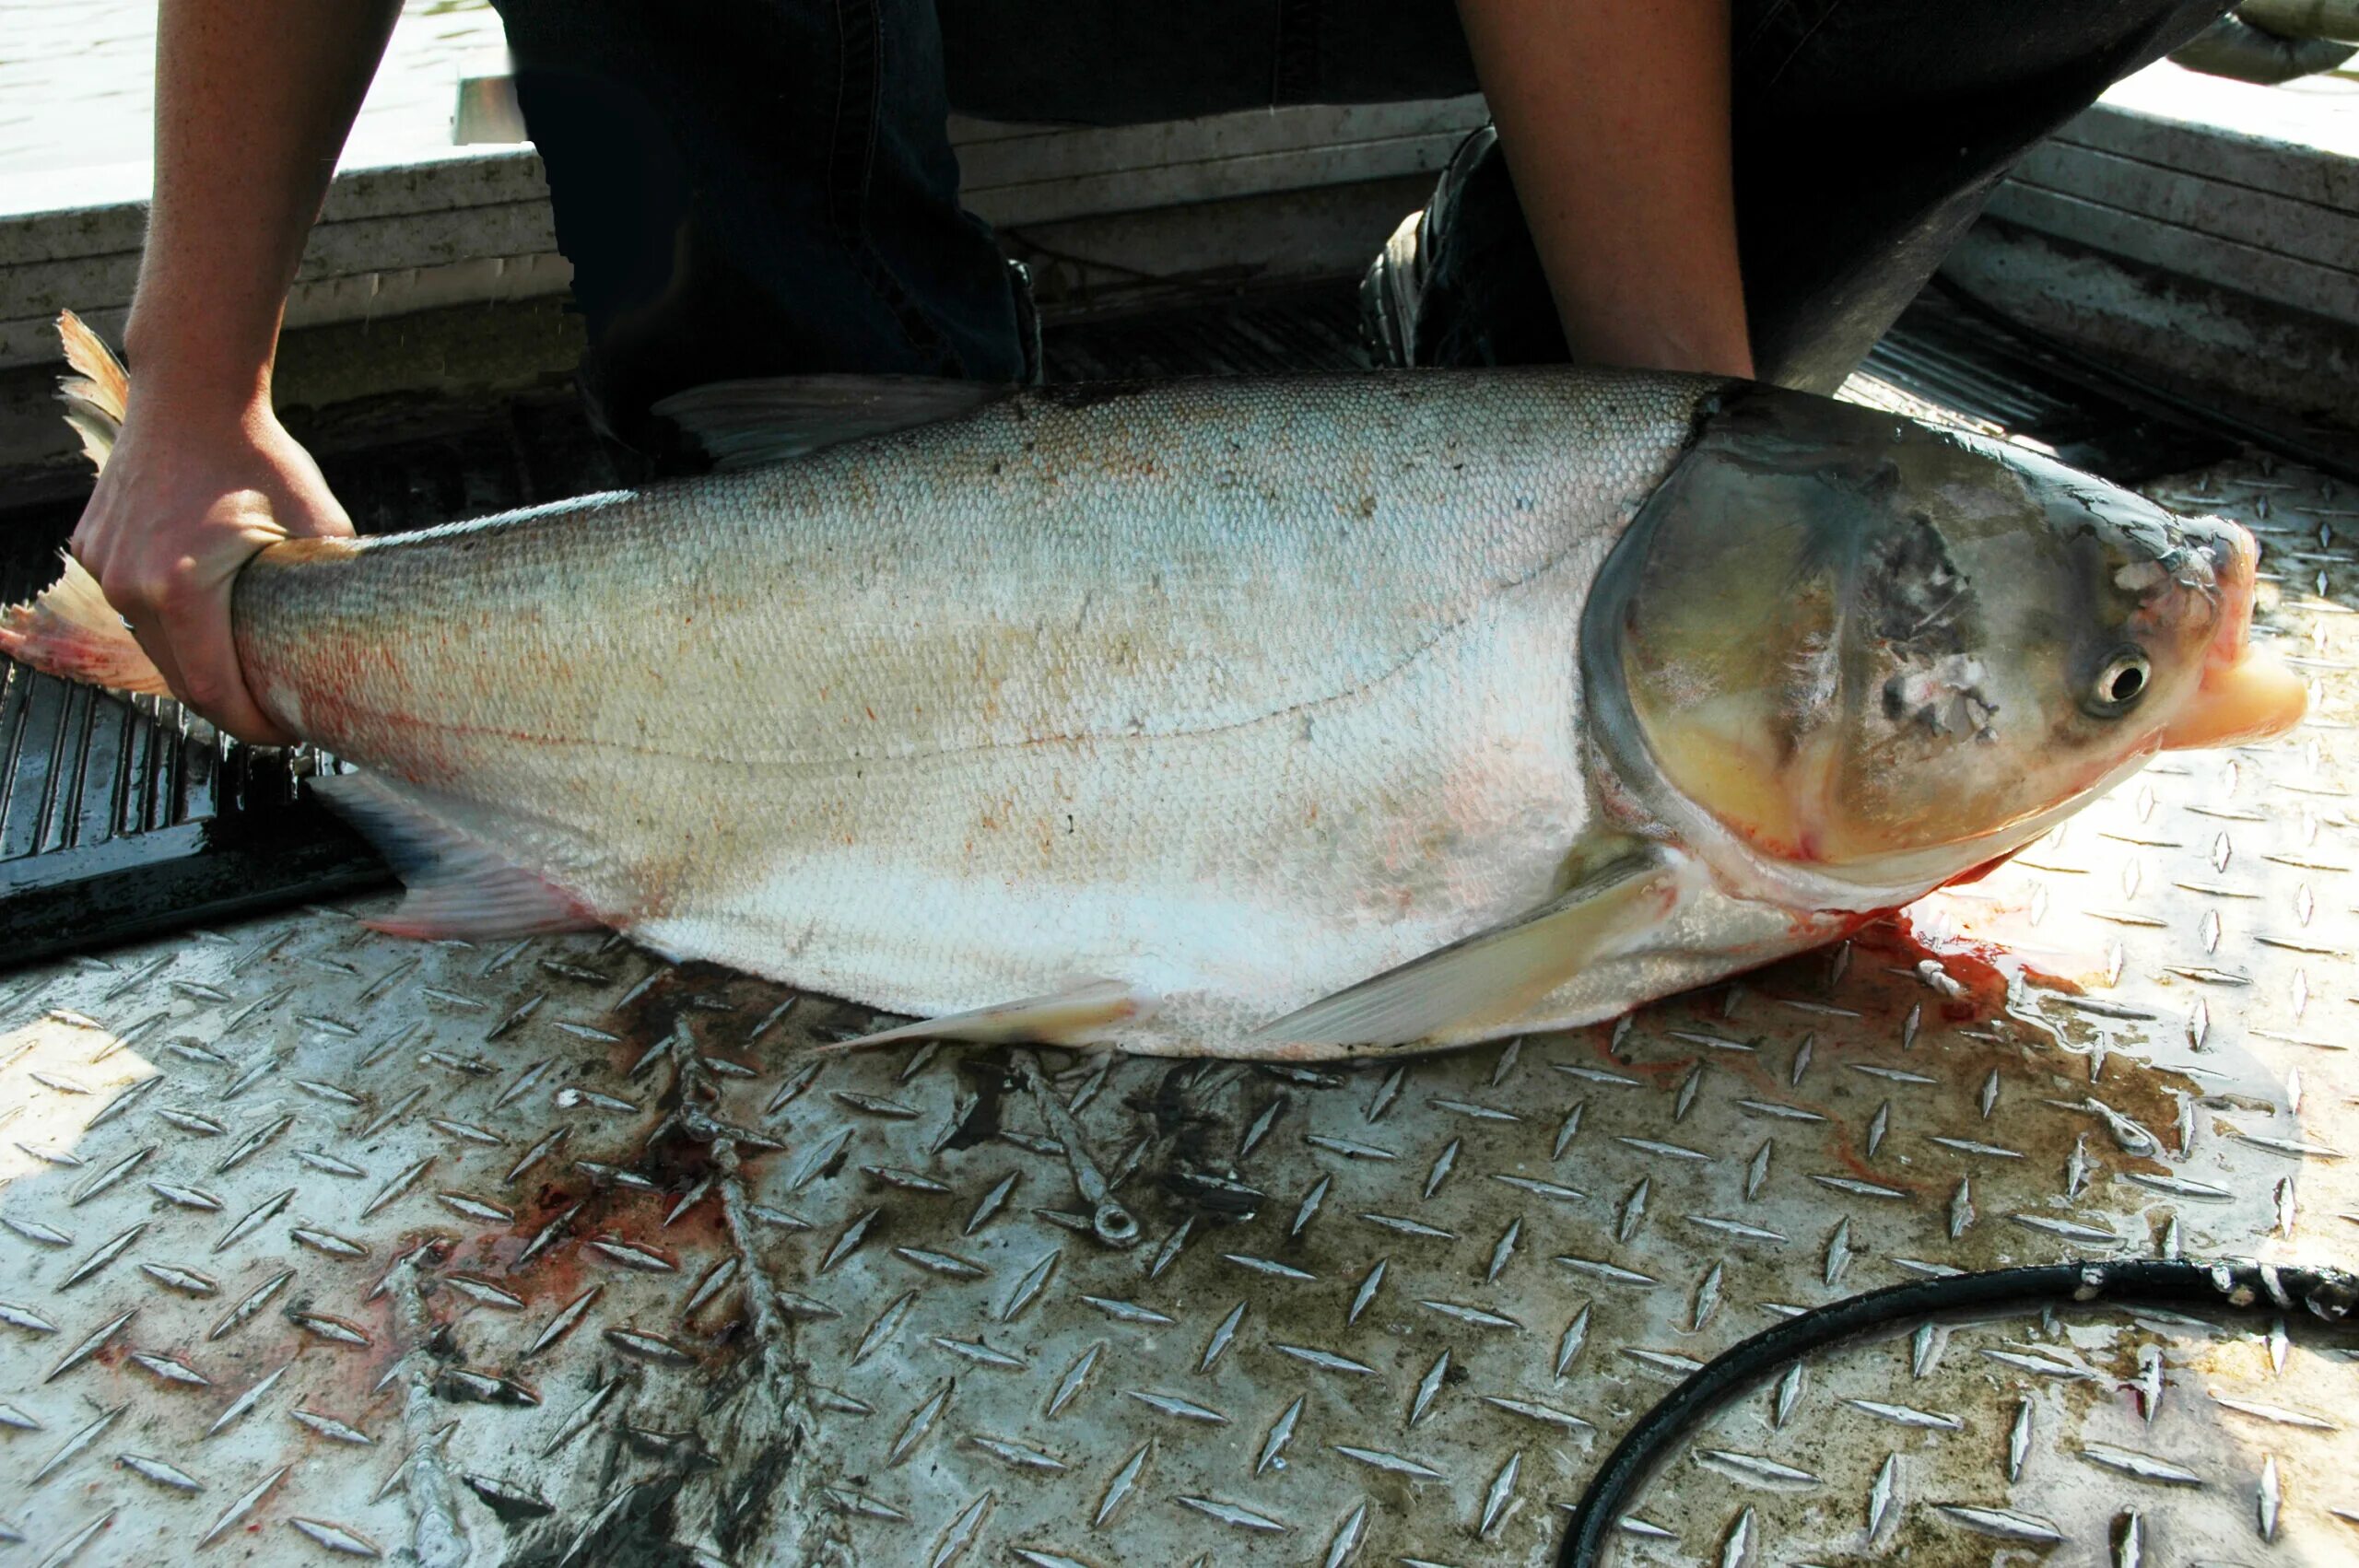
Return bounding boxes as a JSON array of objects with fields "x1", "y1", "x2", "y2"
[
  {"x1": 1737, "y1": 0, "x2": 2231, "y2": 390},
  {"x1": 490, "y1": 0, "x2": 1026, "y2": 451},
  {"x1": 492, "y1": 0, "x2": 2226, "y2": 429},
  {"x1": 935, "y1": 0, "x2": 1477, "y2": 123}
]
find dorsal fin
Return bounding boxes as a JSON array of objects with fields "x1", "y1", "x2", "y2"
[
  {"x1": 651, "y1": 374, "x2": 1012, "y2": 471},
  {"x1": 56, "y1": 310, "x2": 129, "y2": 472}
]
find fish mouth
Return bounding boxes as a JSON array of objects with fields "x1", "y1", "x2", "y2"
[{"x1": 2159, "y1": 520, "x2": 2306, "y2": 750}]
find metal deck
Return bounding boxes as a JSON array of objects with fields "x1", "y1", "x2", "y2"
[{"x1": 0, "y1": 293, "x2": 2354, "y2": 1566}]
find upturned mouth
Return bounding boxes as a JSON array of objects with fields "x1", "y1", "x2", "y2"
[{"x1": 2159, "y1": 519, "x2": 2307, "y2": 750}]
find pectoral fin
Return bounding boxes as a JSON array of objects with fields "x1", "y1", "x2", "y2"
[
  {"x1": 1252, "y1": 848, "x2": 1686, "y2": 1049},
  {"x1": 827, "y1": 979, "x2": 1153, "y2": 1052}
]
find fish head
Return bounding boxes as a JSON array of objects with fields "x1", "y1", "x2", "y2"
[{"x1": 1594, "y1": 385, "x2": 2305, "y2": 896}]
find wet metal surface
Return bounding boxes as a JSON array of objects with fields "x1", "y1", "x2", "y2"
[{"x1": 0, "y1": 453, "x2": 2352, "y2": 1566}]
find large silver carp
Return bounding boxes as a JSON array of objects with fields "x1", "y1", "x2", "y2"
[{"x1": 4, "y1": 317, "x2": 2305, "y2": 1057}]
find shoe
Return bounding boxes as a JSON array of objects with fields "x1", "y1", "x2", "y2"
[
  {"x1": 1359, "y1": 205, "x2": 1429, "y2": 369},
  {"x1": 1007, "y1": 259, "x2": 1045, "y2": 388},
  {"x1": 1357, "y1": 123, "x2": 1568, "y2": 369}
]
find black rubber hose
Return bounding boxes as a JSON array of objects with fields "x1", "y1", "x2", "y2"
[{"x1": 1552, "y1": 1257, "x2": 2359, "y2": 1568}]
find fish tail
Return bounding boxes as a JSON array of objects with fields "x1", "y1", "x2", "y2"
[
  {"x1": 0, "y1": 556, "x2": 171, "y2": 696},
  {"x1": 0, "y1": 313, "x2": 170, "y2": 696}
]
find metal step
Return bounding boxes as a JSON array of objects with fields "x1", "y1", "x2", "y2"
[
  {"x1": 0, "y1": 438, "x2": 2348, "y2": 1561},
  {"x1": 0, "y1": 281, "x2": 2351, "y2": 1568}
]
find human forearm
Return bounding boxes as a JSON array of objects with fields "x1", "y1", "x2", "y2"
[
  {"x1": 126, "y1": 0, "x2": 403, "y2": 407},
  {"x1": 71, "y1": 0, "x2": 393, "y2": 744},
  {"x1": 1455, "y1": 0, "x2": 1754, "y2": 379}
]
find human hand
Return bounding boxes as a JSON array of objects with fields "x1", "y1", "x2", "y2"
[{"x1": 69, "y1": 385, "x2": 352, "y2": 745}]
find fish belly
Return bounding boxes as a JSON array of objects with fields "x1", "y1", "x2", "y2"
[
  {"x1": 234, "y1": 370, "x2": 1710, "y2": 1048},
  {"x1": 633, "y1": 574, "x2": 1601, "y2": 1052}
]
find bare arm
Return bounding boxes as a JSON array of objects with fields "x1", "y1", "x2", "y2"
[
  {"x1": 71, "y1": 0, "x2": 402, "y2": 743},
  {"x1": 1454, "y1": 0, "x2": 1754, "y2": 380}
]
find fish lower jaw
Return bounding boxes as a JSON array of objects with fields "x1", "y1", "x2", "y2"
[{"x1": 1593, "y1": 763, "x2": 1936, "y2": 920}]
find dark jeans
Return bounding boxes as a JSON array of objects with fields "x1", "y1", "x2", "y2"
[{"x1": 491, "y1": 0, "x2": 2229, "y2": 447}]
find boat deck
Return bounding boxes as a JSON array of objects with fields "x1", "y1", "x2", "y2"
[{"x1": 0, "y1": 279, "x2": 2353, "y2": 1567}]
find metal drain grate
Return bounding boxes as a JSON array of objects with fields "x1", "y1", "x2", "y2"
[{"x1": 0, "y1": 668, "x2": 381, "y2": 964}]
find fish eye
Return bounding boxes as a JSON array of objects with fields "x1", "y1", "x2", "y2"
[{"x1": 2083, "y1": 646, "x2": 2152, "y2": 719}]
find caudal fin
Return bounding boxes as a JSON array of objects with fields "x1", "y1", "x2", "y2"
[
  {"x1": 0, "y1": 556, "x2": 171, "y2": 695},
  {"x1": 0, "y1": 313, "x2": 170, "y2": 696}
]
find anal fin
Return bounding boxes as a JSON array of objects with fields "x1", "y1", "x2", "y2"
[
  {"x1": 1253, "y1": 847, "x2": 1687, "y2": 1049},
  {"x1": 313, "y1": 772, "x2": 602, "y2": 941},
  {"x1": 827, "y1": 979, "x2": 1151, "y2": 1052}
]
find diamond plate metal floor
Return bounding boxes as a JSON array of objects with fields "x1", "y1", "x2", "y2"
[{"x1": 1, "y1": 304, "x2": 2354, "y2": 1567}]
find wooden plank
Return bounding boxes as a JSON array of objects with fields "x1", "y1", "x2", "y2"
[
  {"x1": 0, "y1": 99, "x2": 1477, "y2": 367},
  {"x1": 1940, "y1": 219, "x2": 2359, "y2": 436},
  {"x1": 0, "y1": 202, "x2": 558, "y2": 324},
  {"x1": 277, "y1": 250, "x2": 574, "y2": 333},
  {"x1": 955, "y1": 98, "x2": 1485, "y2": 189},
  {"x1": 2058, "y1": 103, "x2": 2359, "y2": 211},
  {"x1": 1006, "y1": 176, "x2": 1430, "y2": 314},
  {"x1": 315, "y1": 149, "x2": 552, "y2": 228},
  {"x1": 2011, "y1": 142, "x2": 2359, "y2": 274},
  {"x1": 970, "y1": 132, "x2": 1465, "y2": 228},
  {"x1": 0, "y1": 101, "x2": 1477, "y2": 268},
  {"x1": 0, "y1": 148, "x2": 552, "y2": 266},
  {"x1": 2097, "y1": 62, "x2": 2359, "y2": 162},
  {"x1": 0, "y1": 250, "x2": 573, "y2": 370},
  {"x1": 1983, "y1": 181, "x2": 2359, "y2": 322}
]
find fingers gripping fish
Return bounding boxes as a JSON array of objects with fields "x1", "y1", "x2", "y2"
[{"x1": 3, "y1": 314, "x2": 2306, "y2": 1059}]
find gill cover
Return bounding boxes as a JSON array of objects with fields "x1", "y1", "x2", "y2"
[{"x1": 1583, "y1": 386, "x2": 2252, "y2": 893}]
